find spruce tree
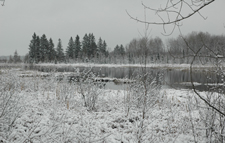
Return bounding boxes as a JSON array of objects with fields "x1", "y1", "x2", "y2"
[
  {"x1": 119, "y1": 44, "x2": 125, "y2": 56},
  {"x1": 66, "y1": 37, "x2": 74, "y2": 60},
  {"x1": 97, "y1": 38, "x2": 108, "y2": 57},
  {"x1": 82, "y1": 33, "x2": 97, "y2": 59},
  {"x1": 48, "y1": 38, "x2": 55, "y2": 62},
  {"x1": 13, "y1": 50, "x2": 21, "y2": 63},
  {"x1": 82, "y1": 34, "x2": 89, "y2": 59},
  {"x1": 114, "y1": 45, "x2": 120, "y2": 55},
  {"x1": 113, "y1": 45, "x2": 125, "y2": 56},
  {"x1": 29, "y1": 33, "x2": 37, "y2": 63},
  {"x1": 74, "y1": 35, "x2": 81, "y2": 59},
  {"x1": 88, "y1": 33, "x2": 97, "y2": 59},
  {"x1": 40, "y1": 34, "x2": 49, "y2": 62},
  {"x1": 35, "y1": 36, "x2": 41, "y2": 63},
  {"x1": 97, "y1": 37, "x2": 103, "y2": 55},
  {"x1": 56, "y1": 38, "x2": 65, "y2": 63},
  {"x1": 102, "y1": 40, "x2": 107, "y2": 56}
]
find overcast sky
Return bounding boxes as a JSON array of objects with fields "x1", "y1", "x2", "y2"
[{"x1": 0, "y1": 0, "x2": 225, "y2": 56}]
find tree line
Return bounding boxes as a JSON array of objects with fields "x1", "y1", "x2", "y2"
[
  {"x1": 167, "y1": 31, "x2": 225, "y2": 64},
  {"x1": 26, "y1": 33, "x2": 109, "y2": 64},
  {"x1": 111, "y1": 31, "x2": 225, "y2": 64},
  {"x1": 1, "y1": 31, "x2": 224, "y2": 64}
]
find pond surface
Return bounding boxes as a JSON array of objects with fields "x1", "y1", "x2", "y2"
[
  {"x1": 31, "y1": 65, "x2": 224, "y2": 92},
  {"x1": 99, "y1": 67, "x2": 222, "y2": 92}
]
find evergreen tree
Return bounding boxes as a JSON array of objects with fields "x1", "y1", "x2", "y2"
[
  {"x1": 40, "y1": 34, "x2": 49, "y2": 62},
  {"x1": 114, "y1": 45, "x2": 120, "y2": 55},
  {"x1": 82, "y1": 34, "x2": 89, "y2": 59},
  {"x1": 112, "y1": 44, "x2": 125, "y2": 63},
  {"x1": 102, "y1": 40, "x2": 107, "y2": 57},
  {"x1": 13, "y1": 50, "x2": 21, "y2": 63},
  {"x1": 35, "y1": 36, "x2": 41, "y2": 63},
  {"x1": 48, "y1": 38, "x2": 55, "y2": 62},
  {"x1": 66, "y1": 37, "x2": 74, "y2": 59},
  {"x1": 28, "y1": 33, "x2": 55, "y2": 63},
  {"x1": 97, "y1": 37, "x2": 103, "y2": 56},
  {"x1": 82, "y1": 33, "x2": 97, "y2": 60},
  {"x1": 97, "y1": 38, "x2": 108, "y2": 58},
  {"x1": 28, "y1": 33, "x2": 41, "y2": 63},
  {"x1": 56, "y1": 39, "x2": 65, "y2": 62},
  {"x1": 119, "y1": 44, "x2": 125, "y2": 56},
  {"x1": 96, "y1": 38, "x2": 108, "y2": 63},
  {"x1": 74, "y1": 35, "x2": 81, "y2": 59},
  {"x1": 113, "y1": 44, "x2": 125, "y2": 56},
  {"x1": 29, "y1": 33, "x2": 37, "y2": 63},
  {"x1": 88, "y1": 33, "x2": 97, "y2": 58}
]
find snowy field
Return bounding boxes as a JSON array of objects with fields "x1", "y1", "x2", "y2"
[
  {"x1": 36, "y1": 63, "x2": 216, "y2": 70},
  {"x1": 0, "y1": 68, "x2": 223, "y2": 143},
  {"x1": 0, "y1": 63, "x2": 216, "y2": 70}
]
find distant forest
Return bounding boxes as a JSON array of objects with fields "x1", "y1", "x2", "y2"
[{"x1": 1, "y1": 31, "x2": 225, "y2": 64}]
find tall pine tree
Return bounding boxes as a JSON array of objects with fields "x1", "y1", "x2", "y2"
[
  {"x1": 82, "y1": 33, "x2": 97, "y2": 60},
  {"x1": 48, "y1": 38, "x2": 55, "y2": 62},
  {"x1": 66, "y1": 37, "x2": 74, "y2": 60},
  {"x1": 40, "y1": 34, "x2": 49, "y2": 62},
  {"x1": 56, "y1": 38, "x2": 65, "y2": 63},
  {"x1": 13, "y1": 50, "x2": 21, "y2": 63},
  {"x1": 103, "y1": 40, "x2": 108, "y2": 57},
  {"x1": 88, "y1": 33, "x2": 97, "y2": 59},
  {"x1": 119, "y1": 44, "x2": 125, "y2": 56},
  {"x1": 82, "y1": 34, "x2": 89, "y2": 59},
  {"x1": 35, "y1": 36, "x2": 41, "y2": 63},
  {"x1": 74, "y1": 35, "x2": 81, "y2": 59},
  {"x1": 97, "y1": 37, "x2": 103, "y2": 55},
  {"x1": 29, "y1": 33, "x2": 37, "y2": 63},
  {"x1": 97, "y1": 38, "x2": 108, "y2": 58}
]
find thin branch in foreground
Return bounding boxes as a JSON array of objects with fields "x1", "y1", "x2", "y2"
[
  {"x1": 180, "y1": 33, "x2": 225, "y2": 117},
  {"x1": 0, "y1": 0, "x2": 5, "y2": 6},
  {"x1": 127, "y1": 0, "x2": 215, "y2": 25}
]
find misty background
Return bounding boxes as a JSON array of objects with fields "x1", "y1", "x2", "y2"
[{"x1": 0, "y1": 0, "x2": 224, "y2": 56}]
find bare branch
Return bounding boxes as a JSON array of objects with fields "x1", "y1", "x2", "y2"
[
  {"x1": 0, "y1": 0, "x2": 5, "y2": 6},
  {"x1": 127, "y1": 0, "x2": 215, "y2": 25},
  {"x1": 180, "y1": 33, "x2": 225, "y2": 117}
]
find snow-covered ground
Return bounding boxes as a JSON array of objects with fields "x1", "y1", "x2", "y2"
[
  {"x1": 0, "y1": 68, "x2": 222, "y2": 142},
  {"x1": 36, "y1": 63, "x2": 215, "y2": 70}
]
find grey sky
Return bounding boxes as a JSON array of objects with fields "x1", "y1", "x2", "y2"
[{"x1": 0, "y1": 0, "x2": 225, "y2": 56}]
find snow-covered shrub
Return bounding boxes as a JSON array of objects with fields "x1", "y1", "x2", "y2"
[
  {"x1": 56, "y1": 77, "x2": 77, "y2": 110},
  {"x1": 197, "y1": 91, "x2": 225, "y2": 143},
  {"x1": 76, "y1": 68, "x2": 103, "y2": 111},
  {"x1": 0, "y1": 71, "x2": 24, "y2": 141},
  {"x1": 126, "y1": 73, "x2": 161, "y2": 114},
  {"x1": 53, "y1": 68, "x2": 103, "y2": 111},
  {"x1": 124, "y1": 71, "x2": 162, "y2": 143}
]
